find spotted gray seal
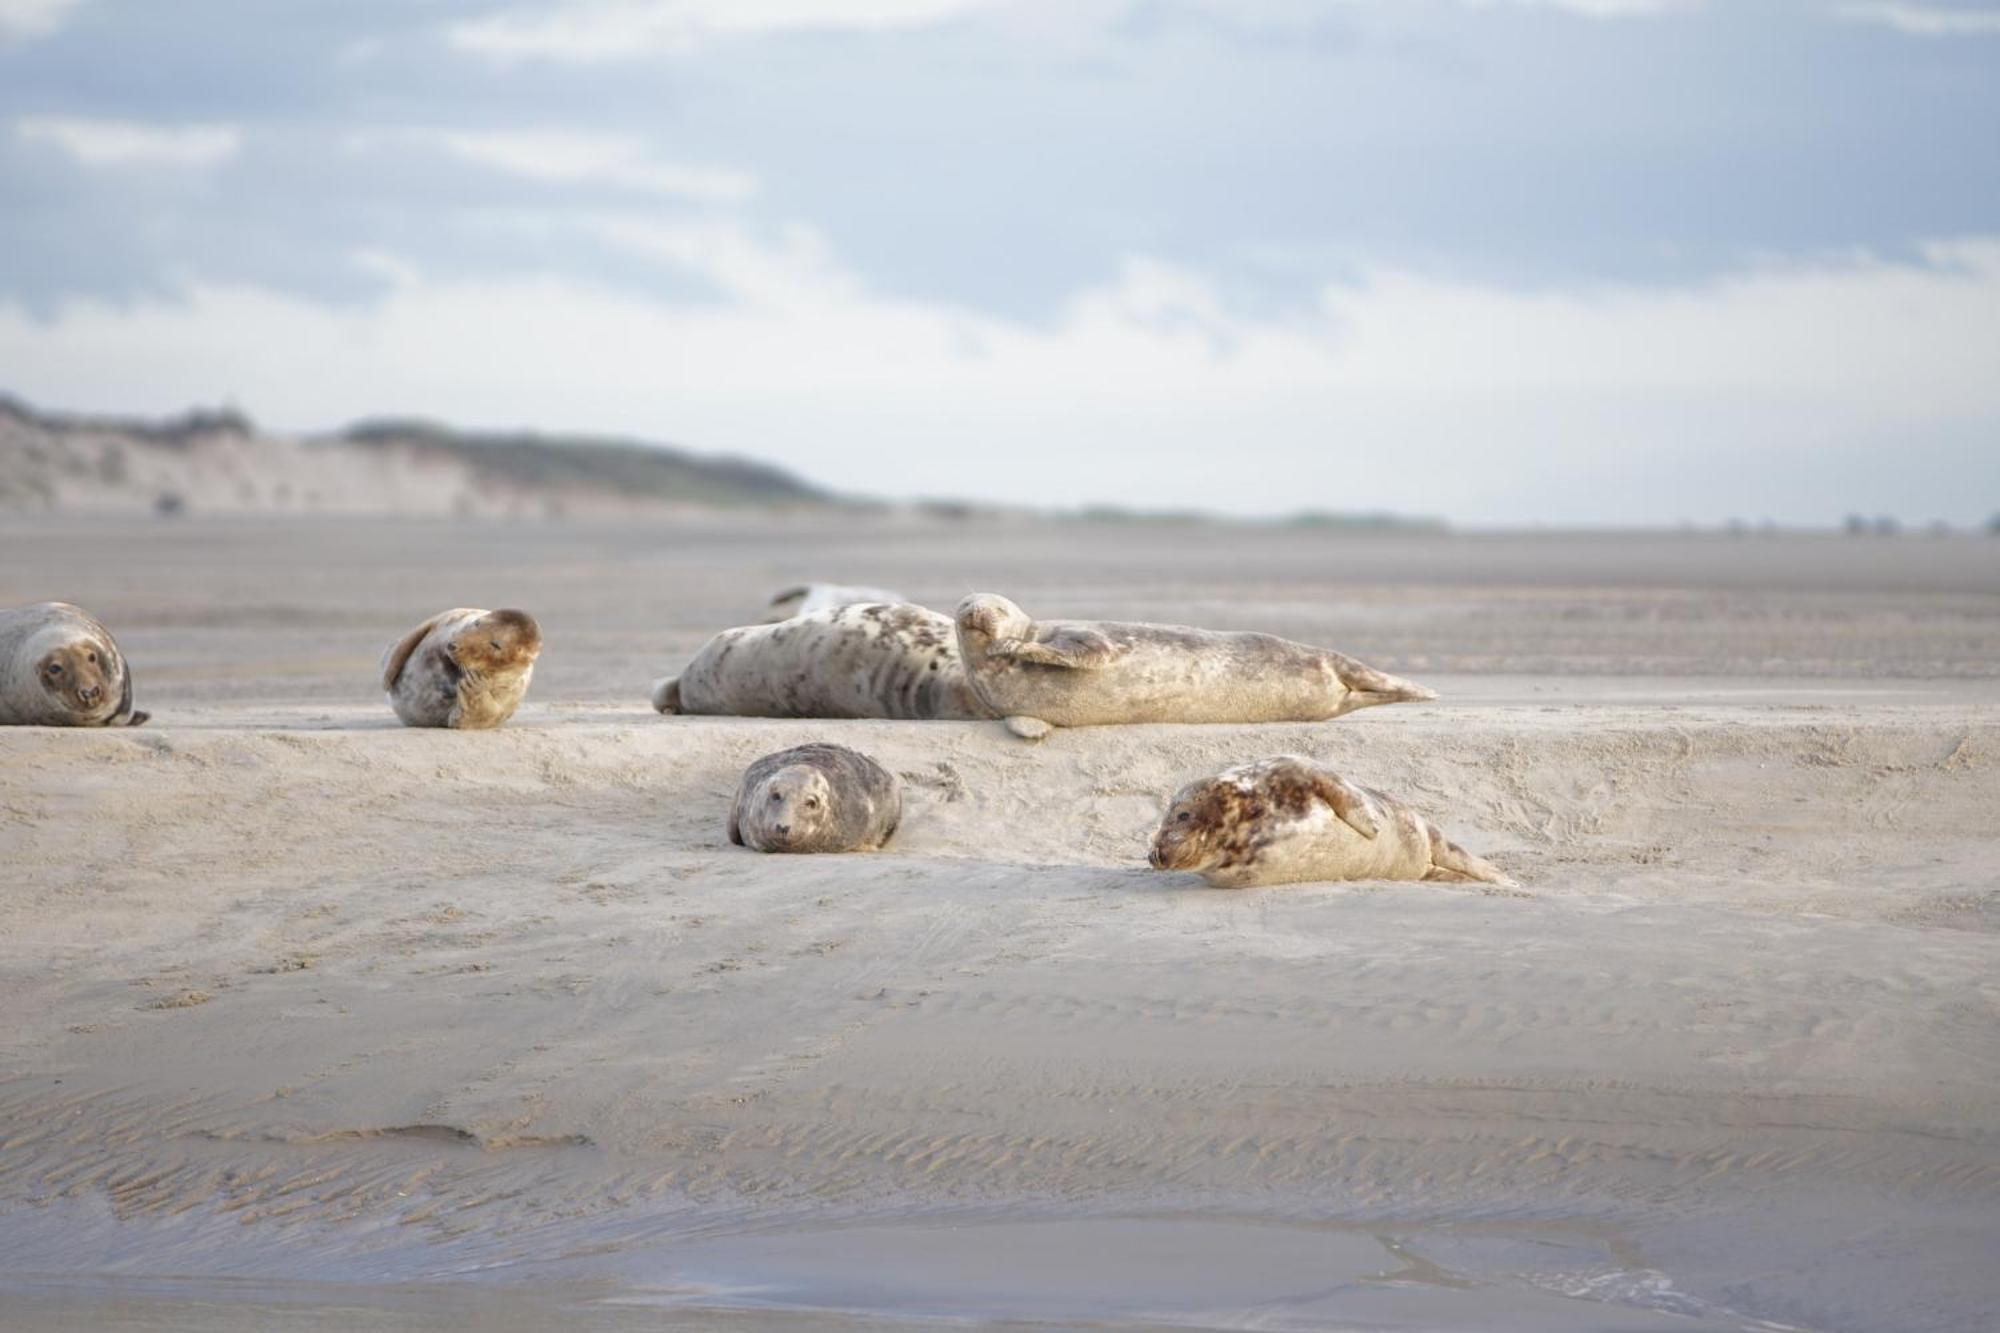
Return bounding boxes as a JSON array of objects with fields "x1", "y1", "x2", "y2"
[
  {"x1": 0, "y1": 602, "x2": 148, "y2": 727},
  {"x1": 953, "y1": 593, "x2": 1435, "y2": 739},
  {"x1": 653, "y1": 602, "x2": 992, "y2": 721},
  {"x1": 1149, "y1": 755, "x2": 1515, "y2": 889},
  {"x1": 381, "y1": 608, "x2": 542, "y2": 729},
  {"x1": 729, "y1": 743, "x2": 901, "y2": 853}
]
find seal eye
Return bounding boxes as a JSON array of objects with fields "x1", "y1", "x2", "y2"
[
  {"x1": 45, "y1": 663, "x2": 61, "y2": 677},
  {"x1": 769, "y1": 791, "x2": 782, "y2": 803},
  {"x1": 1175, "y1": 811, "x2": 1190, "y2": 823},
  {"x1": 87, "y1": 651, "x2": 99, "y2": 664},
  {"x1": 804, "y1": 797, "x2": 821, "y2": 810},
  {"x1": 489, "y1": 639, "x2": 502, "y2": 651}
]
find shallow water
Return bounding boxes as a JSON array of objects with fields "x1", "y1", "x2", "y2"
[{"x1": 1, "y1": 1213, "x2": 1790, "y2": 1332}]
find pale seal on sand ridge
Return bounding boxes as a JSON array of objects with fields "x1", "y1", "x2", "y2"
[
  {"x1": 382, "y1": 608, "x2": 542, "y2": 729},
  {"x1": 0, "y1": 602, "x2": 149, "y2": 727},
  {"x1": 729, "y1": 742, "x2": 901, "y2": 853},
  {"x1": 1149, "y1": 755, "x2": 1515, "y2": 889},
  {"x1": 953, "y1": 593, "x2": 1435, "y2": 739},
  {"x1": 652, "y1": 603, "x2": 993, "y2": 721},
  {"x1": 764, "y1": 583, "x2": 908, "y2": 622}
]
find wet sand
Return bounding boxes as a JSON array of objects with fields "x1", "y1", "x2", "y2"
[{"x1": 1, "y1": 518, "x2": 1997, "y2": 1331}]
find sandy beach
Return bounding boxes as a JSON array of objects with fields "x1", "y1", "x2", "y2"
[{"x1": 1, "y1": 517, "x2": 1996, "y2": 1332}]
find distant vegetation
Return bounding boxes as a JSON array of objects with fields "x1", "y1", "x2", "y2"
[{"x1": 336, "y1": 418, "x2": 830, "y2": 508}]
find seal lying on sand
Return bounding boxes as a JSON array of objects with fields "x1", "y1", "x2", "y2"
[
  {"x1": 729, "y1": 743, "x2": 901, "y2": 853},
  {"x1": 653, "y1": 603, "x2": 992, "y2": 721},
  {"x1": 0, "y1": 602, "x2": 148, "y2": 726},
  {"x1": 1149, "y1": 755, "x2": 1515, "y2": 889},
  {"x1": 382, "y1": 608, "x2": 542, "y2": 729},
  {"x1": 953, "y1": 594, "x2": 1434, "y2": 739},
  {"x1": 764, "y1": 583, "x2": 908, "y2": 622}
]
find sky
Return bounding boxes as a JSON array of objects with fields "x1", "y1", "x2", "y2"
[{"x1": 1, "y1": 0, "x2": 1997, "y2": 525}]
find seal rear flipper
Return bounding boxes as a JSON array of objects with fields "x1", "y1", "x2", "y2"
[
  {"x1": 651, "y1": 676, "x2": 682, "y2": 714},
  {"x1": 1328, "y1": 652, "x2": 1436, "y2": 714},
  {"x1": 1425, "y1": 824, "x2": 1517, "y2": 887},
  {"x1": 382, "y1": 611, "x2": 458, "y2": 692}
]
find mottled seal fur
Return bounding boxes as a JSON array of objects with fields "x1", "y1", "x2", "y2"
[
  {"x1": 381, "y1": 608, "x2": 541, "y2": 729},
  {"x1": 0, "y1": 602, "x2": 148, "y2": 727},
  {"x1": 764, "y1": 583, "x2": 908, "y2": 622},
  {"x1": 653, "y1": 603, "x2": 993, "y2": 720},
  {"x1": 729, "y1": 743, "x2": 901, "y2": 853},
  {"x1": 1149, "y1": 755, "x2": 1515, "y2": 889},
  {"x1": 954, "y1": 594, "x2": 1435, "y2": 738}
]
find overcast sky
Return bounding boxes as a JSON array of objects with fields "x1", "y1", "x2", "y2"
[{"x1": 2, "y1": 0, "x2": 1996, "y2": 524}]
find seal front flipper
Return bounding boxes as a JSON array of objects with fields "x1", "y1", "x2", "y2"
[
  {"x1": 1004, "y1": 715, "x2": 1053, "y2": 741},
  {"x1": 994, "y1": 626, "x2": 1122, "y2": 669},
  {"x1": 114, "y1": 667, "x2": 148, "y2": 726},
  {"x1": 1309, "y1": 770, "x2": 1381, "y2": 838}
]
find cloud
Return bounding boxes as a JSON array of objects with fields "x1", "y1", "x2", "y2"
[
  {"x1": 1836, "y1": 3, "x2": 2000, "y2": 35},
  {"x1": 351, "y1": 129, "x2": 755, "y2": 202},
  {"x1": 0, "y1": 0, "x2": 79, "y2": 40},
  {"x1": 15, "y1": 116, "x2": 242, "y2": 168},
  {"x1": 3, "y1": 222, "x2": 1995, "y2": 523},
  {"x1": 450, "y1": 0, "x2": 993, "y2": 62}
]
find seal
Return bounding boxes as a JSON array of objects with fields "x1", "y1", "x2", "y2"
[
  {"x1": 653, "y1": 603, "x2": 992, "y2": 721},
  {"x1": 0, "y1": 602, "x2": 148, "y2": 727},
  {"x1": 764, "y1": 583, "x2": 908, "y2": 622},
  {"x1": 953, "y1": 594, "x2": 1435, "y2": 739},
  {"x1": 1148, "y1": 755, "x2": 1515, "y2": 889},
  {"x1": 381, "y1": 608, "x2": 542, "y2": 729},
  {"x1": 729, "y1": 743, "x2": 901, "y2": 853}
]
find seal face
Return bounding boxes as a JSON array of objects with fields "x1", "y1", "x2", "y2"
[
  {"x1": 729, "y1": 743, "x2": 901, "y2": 853},
  {"x1": 381, "y1": 608, "x2": 541, "y2": 729},
  {"x1": 0, "y1": 602, "x2": 148, "y2": 727},
  {"x1": 952, "y1": 593, "x2": 1435, "y2": 735},
  {"x1": 1149, "y1": 755, "x2": 1515, "y2": 889},
  {"x1": 654, "y1": 603, "x2": 993, "y2": 721}
]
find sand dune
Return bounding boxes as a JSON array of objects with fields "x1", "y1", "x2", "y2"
[{"x1": 1, "y1": 519, "x2": 1996, "y2": 1331}]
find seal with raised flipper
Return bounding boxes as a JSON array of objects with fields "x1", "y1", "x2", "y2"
[
  {"x1": 0, "y1": 602, "x2": 149, "y2": 727},
  {"x1": 728, "y1": 742, "x2": 901, "y2": 853},
  {"x1": 1148, "y1": 755, "x2": 1515, "y2": 889},
  {"x1": 652, "y1": 602, "x2": 992, "y2": 721},
  {"x1": 953, "y1": 593, "x2": 1435, "y2": 739},
  {"x1": 381, "y1": 608, "x2": 541, "y2": 729},
  {"x1": 763, "y1": 583, "x2": 908, "y2": 622}
]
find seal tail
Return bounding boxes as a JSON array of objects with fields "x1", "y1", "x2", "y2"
[
  {"x1": 1329, "y1": 653, "x2": 1437, "y2": 715},
  {"x1": 650, "y1": 676, "x2": 682, "y2": 714}
]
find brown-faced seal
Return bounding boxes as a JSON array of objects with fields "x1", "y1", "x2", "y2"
[
  {"x1": 728, "y1": 743, "x2": 901, "y2": 853},
  {"x1": 954, "y1": 594, "x2": 1435, "y2": 739},
  {"x1": 653, "y1": 602, "x2": 993, "y2": 721},
  {"x1": 0, "y1": 602, "x2": 148, "y2": 727},
  {"x1": 1149, "y1": 755, "x2": 1515, "y2": 889},
  {"x1": 764, "y1": 583, "x2": 908, "y2": 622},
  {"x1": 381, "y1": 608, "x2": 541, "y2": 729}
]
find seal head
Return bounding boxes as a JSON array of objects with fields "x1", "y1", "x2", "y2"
[
  {"x1": 729, "y1": 743, "x2": 902, "y2": 854},
  {"x1": 0, "y1": 602, "x2": 148, "y2": 727}
]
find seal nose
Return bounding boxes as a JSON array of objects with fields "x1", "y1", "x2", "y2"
[
  {"x1": 77, "y1": 684, "x2": 101, "y2": 706},
  {"x1": 774, "y1": 823, "x2": 791, "y2": 839}
]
